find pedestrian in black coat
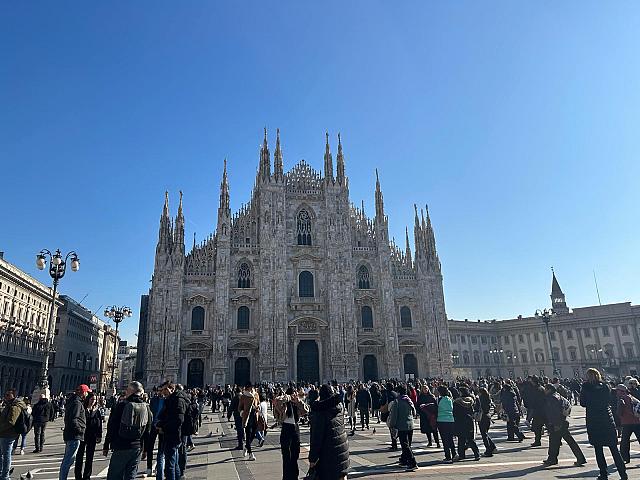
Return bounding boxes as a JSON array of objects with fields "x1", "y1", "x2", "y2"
[
  {"x1": 75, "y1": 393, "x2": 103, "y2": 480},
  {"x1": 580, "y1": 369, "x2": 627, "y2": 480},
  {"x1": 309, "y1": 385, "x2": 349, "y2": 480},
  {"x1": 31, "y1": 395, "x2": 55, "y2": 453},
  {"x1": 500, "y1": 384, "x2": 525, "y2": 441}
]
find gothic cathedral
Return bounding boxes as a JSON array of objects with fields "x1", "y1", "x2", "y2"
[{"x1": 143, "y1": 130, "x2": 452, "y2": 387}]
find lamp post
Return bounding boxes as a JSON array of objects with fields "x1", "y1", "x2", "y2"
[
  {"x1": 104, "y1": 306, "x2": 132, "y2": 395},
  {"x1": 35, "y1": 249, "x2": 80, "y2": 394},
  {"x1": 490, "y1": 348, "x2": 504, "y2": 377},
  {"x1": 535, "y1": 308, "x2": 558, "y2": 376}
]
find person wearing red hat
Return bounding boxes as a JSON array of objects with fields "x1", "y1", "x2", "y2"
[{"x1": 59, "y1": 385, "x2": 90, "y2": 480}]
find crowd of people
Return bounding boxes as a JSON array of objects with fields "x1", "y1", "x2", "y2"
[{"x1": 0, "y1": 368, "x2": 639, "y2": 480}]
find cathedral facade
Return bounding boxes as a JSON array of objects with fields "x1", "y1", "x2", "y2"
[{"x1": 142, "y1": 131, "x2": 452, "y2": 388}]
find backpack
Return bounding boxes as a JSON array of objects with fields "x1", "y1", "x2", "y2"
[
  {"x1": 12, "y1": 407, "x2": 30, "y2": 435},
  {"x1": 630, "y1": 396, "x2": 640, "y2": 420},
  {"x1": 119, "y1": 402, "x2": 150, "y2": 440},
  {"x1": 559, "y1": 395, "x2": 572, "y2": 417},
  {"x1": 472, "y1": 398, "x2": 483, "y2": 422}
]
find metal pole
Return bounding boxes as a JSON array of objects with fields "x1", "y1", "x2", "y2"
[
  {"x1": 39, "y1": 274, "x2": 59, "y2": 388},
  {"x1": 544, "y1": 318, "x2": 557, "y2": 375},
  {"x1": 111, "y1": 320, "x2": 119, "y2": 390}
]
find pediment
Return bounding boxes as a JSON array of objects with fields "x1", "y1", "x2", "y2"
[
  {"x1": 228, "y1": 340, "x2": 259, "y2": 350},
  {"x1": 288, "y1": 316, "x2": 329, "y2": 328},
  {"x1": 395, "y1": 295, "x2": 414, "y2": 304},
  {"x1": 358, "y1": 339, "x2": 385, "y2": 347},
  {"x1": 355, "y1": 292, "x2": 378, "y2": 304},
  {"x1": 187, "y1": 294, "x2": 210, "y2": 305},
  {"x1": 399, "y1": 338, "x2": 424, "y2": 347},
  {"x1": 230, "y1": 293, "x2": 258, "y2": 304},
  {"x1": 181, "y1": 342, "x2": 212, "y2": 351}
]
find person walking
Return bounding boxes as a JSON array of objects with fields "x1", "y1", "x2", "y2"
[
  {"x1": 355, "y1": 384, "x2": 372, "y2": 431},
  {"x1": 238, "y1": 383, "x2": 259, "y2": 461},
  {"x1": 389, "y1": 385, "x2": 418, "y2": 471},
  {"x1": 453, "y1": 387, "x2": 480, "y2": 461},
  {"x1": 156, "y1": 382, "x2": 188, "y2": 480},
  {"x1": 103, "y1": 382, "x2": 152, "y2": 480},
  {"x1": 12, "y1": 398, "x2": 31, "y2": 456},
  {"x1": 542, "y1": 383, "x2": 586, "y2": 467},
  {"x1": 616, "y1": 384, "x2": 640, "y2": 464},
  {"x1": 59, "y1": 385, "x2": 90, "y2": 480},
  {"x1": 580, "y1": 369, "x2": 627, "y2": 480},
  {"x1": 1, "y1": 389, "x2": 28, "y2": 480},
  {"x1": 528, "y1": 377, "x2": 547, "y2": 447},
  {"x1": 500, "y1": 383, "x2": 525, "y2": 442},
  {"x1": 417, "y1": 385, "x2": 439, "y2": 448},
  {"x1": 273, "y1": 387, "x2": 309, "y2": 480},
  {"x1": 31, "y1": 391, "x2": 55, "y2": 453},
  {"x1": 75, "y1": 393, "x2": 103, "y2": 480},
  {"x1": 477, "y1": 387, "x2": 496, "y2": 457},
  {"x1": 308, "y1": 385, "x2": 349, "y2": 480},
  {"x1": 436, "y1": 385, "x2": 456, "y2": 463},
  {"x1": 381, "y1": 382, "x2": 398, "y2": 451},
  {"x1": 143, "y1": 388, "x2": 165, "y2": 478},
  {"x1": 227, "y1": 387, "x2": 244, "y2": 451}
]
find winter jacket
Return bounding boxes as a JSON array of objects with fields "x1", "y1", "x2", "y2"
[
  {"x1": 479, "y1": 393, "x2": 492, "y2": 417},
  {"x1": 417, "y1": 392, "x2": 437, "y2": 433},
  {"x1": 580, "y1": 381, "x2": 618, "y2": 447},
  {"x1": 183, "y1": 402, "x2": 200, "y2": 436},
  {"x1": 389, "y1": 395, "x2": 415, "y2": 432},
  {"x1": 528, "y1": 385, "x2": 547, "y2": 421},
  {"x1": 618, "y1": 393, "x2": 640, "y2": 426},
  {"x1": 32, "y1": 398, "x2": 55, "y2": 424},
  {"x1": 104, "y1": 394, "x2": 150, "y2": 451},
  {"x1": 0, "y1": 397, "x2": 27, "y2": 438},
  {"x1": 149, "y1": 396, "x2": 165, "y2": 427},
  {"x1": 238, "y1": 390, "x2": 259, "y2": 429},
  {"x1": 63, "y1": 394, "x2": 86, "y2": 442},
  {"x1": 543, "y1": 392, "x2": 567, "y2": 429},
  {"x1": 453, "y1": 396, "x2": 475, "y2": 436},
  {"x1": 355, "y1": 389, "x2": 372, "y2": 410},
  {"x1": 500, "y1": 387, "x2": 521, "y2": 420},
  {"x1": 157, "y1": 390, "x2": 189, "y2": 447},
  {"x1": 437, "y1": 396, "x2": 454, "y2": 423},
  {"x1": 370, "y1": 387, "x2": 382, "y2": 410},
  {"x1": 84, "y1": 407, "x2": 103, "y2": 444},
  {"x1": 309, "y1": 394, "x2": 349, "y2": 480}
]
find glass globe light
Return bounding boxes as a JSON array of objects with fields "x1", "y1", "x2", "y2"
[
  {"x1": 36, "y1": 255, "x2": 46, "y2": 270},
  {"x1": 71, "y1": 259, "x2": 80, "y2": 272},
  {"x1": 52, "y1": 256, "x2": 62, "y2": 266}
]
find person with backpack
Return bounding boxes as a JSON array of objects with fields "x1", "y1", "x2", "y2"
[
  {"x1": 103, "y1": 381, "x2": 152, "y2": 480},
  {"x1": 238, "y1": 382, "x2": 260, "y2": 461},
  {"x1": 542, "y1": 383, "x2": 586, "y2": 467},
  {"x1": 615, "y1": 384, "x2": 640, "y2": 464},
  {"x1": 31, "y1": 391, "x2": 55, "y2": 453},
  {"x1": 75, "y1": 392, "x2": 103, "y2": 480},
  {"x1": 178, "y1": 392, "x2": 199, "y2": 478},
  {"x1": 1, "y1": 388, "x2": 28, "y2": 480},
  {"x1": 60, "y1": 385, "x2": 90, "y2": 480},
  {"x1": 388, "y1": 384, "x2": 418, "y2": 471},
  {"x1": 580, "y1": 369, "x2": 627, "y2": 480},
  {"x1": 12, "y1": 397, "x2": 32, "y2": 456}
]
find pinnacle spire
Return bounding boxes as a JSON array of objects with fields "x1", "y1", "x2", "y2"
[
  {"x1": 336, "y1": 132, "x2": 345, "y2": 184},
  {"x1": 163, "y1": 191, "x2": 170, "y2": 218},
  {"x1": 324, "y1": 131, "x2": 334, "y2": 183},
  {"x1": 375, "y1": 169, "x2": 384, "y2": 218},
  {"x1": 219, "y1": 159, "x2": 230, "y2": 212},
  {"x1": 274, "y1": 128, "x2": 283, "y2": 179},
  {"x1": 405, "y1": 226, "x2": 413, "y2": 265},
  {"x1": 177, "y1": 190, "x2": 184, "y2": 219},
  {"x1": 550, "y1": 268, "x2": 569, "y2": 313},
  {"x1": 259, "y1": 128, "x2": 271, "y2": 181}
]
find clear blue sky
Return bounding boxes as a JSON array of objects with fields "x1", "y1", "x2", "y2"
[{"x1": 1, "y1": 2, "x2": 639, "y2": 343}]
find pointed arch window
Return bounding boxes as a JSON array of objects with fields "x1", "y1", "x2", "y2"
[
  {"x1": 299, "y1": 271, "x2": 314, "y2": 297},
  {"x1": 191, "y1": 306, "x2": 205, "y2": 331},
  {"x1": 400, "y1": 306, "x2": 412, "y2": 328},
  {"x1": 296, "y1": 210, "x2": 312, "y2": 245},
  {"x1": 361, "y1": 306, "x2": 373, "y2": 329},
  {"x1": 238, "y1": 263, "x2": 251, "y2": 288},
  {"x1": 357, "y1": 266, "x2": 370, "y2": 289},
  {"x1": 237, "y1": 306, "x2": 250, "y2": 330}
]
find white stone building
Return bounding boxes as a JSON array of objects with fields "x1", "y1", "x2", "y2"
[
  {"x1": 142, "y1": 131, "x2": 452, "y2": 387},
  {"x1": 448, "y1": 272, "x2": 640, "y2": 379}
]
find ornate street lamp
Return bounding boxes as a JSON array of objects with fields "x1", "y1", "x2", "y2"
[
  {"x1": 104, "y1": 305, "x2": 132, "y2": 394},
  {"x1": 35, "y1": 249, "x2": 80, "y2": 392},
  {"x1": 535, "y1": 308, "x2": 559, "y2": 376},
  {"x1": 489, "y1": 348, "x2": 504, "y2": 377}
]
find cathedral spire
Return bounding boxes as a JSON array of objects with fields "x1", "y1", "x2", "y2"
[
  {"x1": 405, "y1": 226, "x2": 413, "y2": 266},
  {"x1": 424, "y1": 205, "x2": 441, "y2": 273},
  {"x1": 375, "y1": 168, "x2": 385, "y2": 218},
  {"x1": 162, "y1": 191, "x2": 170, "y2": 220},
  {"x1": 259, "y1": 127, "x2": 271, "y2": 181},
  {"x1": 336, "y1": 133, "x2": 345, "y2": 185},
  {"x1": 324, "y1": 132, "x2": 334, "y2": 183},
  {"x1": 174, "y1": 191, "x2": 185, "y2": 251},
  {"x1": 274, "y1": 128, "x2": 283, "y2": 180},
  {"x1": 158, "y1": 191, "x2": 172, "y2": 246},
  {"x1": 219, "y1": 159, "x2": 230, "y2": 212}
]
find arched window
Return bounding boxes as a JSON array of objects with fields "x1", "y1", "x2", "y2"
[
  {"x1": 237, "y1": 306, "x2": 250, "y2": 330},
  {"x1": 299, "y1": 271, "x2": 314, "y2": 297},
  {"x1": 296, "y1": 210, "x2": 312, "y2": 245},
  {"x1": 400, "y1": 306, "x2": 412, "y2": 328},
  {"x1": 473, "y1": 351, "x2": 480, "y2": 364},
  {"x1": 191, "y1": 306, "x2": 205, "y2": 331},
  {"x1": 361, "y1": 306, "x2": 373, "y2": 329},
  {"x1": 238, "y1": 263, "x2": 251, "y2": 288},
  {"x1": 483, "y1": 351, "x2": 490, "y2": 364},
  {"x1": 462, "y1": 351, "x2": 470, "y2": 365},
  {"x1": 357, "y1": 266, "x2": 370, "y2": 289}
]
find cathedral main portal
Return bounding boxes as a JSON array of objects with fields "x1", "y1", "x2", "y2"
[{"x1": 296, "y1": 340, "x2": 320, "y2": 383}]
